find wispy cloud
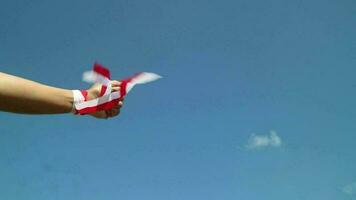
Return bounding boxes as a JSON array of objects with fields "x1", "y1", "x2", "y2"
[
  {"x1": 246, "y1": 130, "x2": 282, "y2": 149},
  {"x1": 342, "y1": 182, "x2": 356, "y2": 196}
]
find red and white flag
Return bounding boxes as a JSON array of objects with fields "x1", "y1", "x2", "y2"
[{"x1": 72, "y1": 63, "x2": 161, "y2": 115}]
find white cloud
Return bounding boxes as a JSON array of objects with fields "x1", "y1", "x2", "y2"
[
  {"x1": 342, "y1": 182, "x2": 356, "y2": 196},
  {"x1": 246, "y1": 130, "x2": 282, "y2": 149}
]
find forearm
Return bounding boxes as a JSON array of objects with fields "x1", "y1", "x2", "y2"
[{"x1": 0, "y1": 72, "x2": 73, "y2": 114}]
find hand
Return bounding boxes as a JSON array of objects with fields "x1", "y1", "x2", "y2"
[{"x1": 86, "y1": 80, "x2": 124, "y2": 119}]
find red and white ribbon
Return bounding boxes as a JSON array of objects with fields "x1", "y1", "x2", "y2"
[{"x1": 72, "y1": 63, "x2": 161, "y2": 115}]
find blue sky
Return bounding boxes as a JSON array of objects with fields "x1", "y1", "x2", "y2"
[{"x1": 1, "y1": 0, "x2": 356, "y2": 199}]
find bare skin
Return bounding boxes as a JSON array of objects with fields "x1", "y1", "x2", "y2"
[{"x1": 0, "y1": 72, "x2": 123, "y2": 119}]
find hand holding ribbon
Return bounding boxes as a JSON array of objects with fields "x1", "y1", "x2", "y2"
[{"x1": 72, "y1": 63, "x2": 162, "y2": 116}]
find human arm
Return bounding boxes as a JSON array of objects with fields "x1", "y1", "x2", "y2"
[{"x1": 0, "y1": 72, "x2": 122, "y2": 118}]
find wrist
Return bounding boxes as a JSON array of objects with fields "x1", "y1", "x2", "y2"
[
  {"x1": 71, "y1": 90, "x2": 87, "y2": 114},
  {"x1": 51, "y1": 88, "x2": 76, "y2": 114}
]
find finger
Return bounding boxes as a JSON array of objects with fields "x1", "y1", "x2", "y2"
[
  {"x1": 91, "y1": 111, "x2": 108, "y2": 119},
  {"x1": 112, "y1": 106, "x2": 120, "y2": 113},
  {"x1": 112, "y1": 86, "x2": 120, "y2": 92},
  {"x1": 118, "y1": 101, "x2": 123, "y2": 107},
  {"x1": 105, "y1": 110, "x2": 113, "y2": 118},
  {"x1": 112, "y1": 105, "x2": 121, "y2": 110},
  {"x1": 111, "y1": 80, "x2": 121, "y2": 87},
  {"x1": 113, "y1": 101, "x2": 123, "y2": 109},
  {"x1": 111, "y1": 81, "x2": 121, "y2": 92},
  {"x1": 111, "y1": 108, "x2": 120, "y2": 117}
]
